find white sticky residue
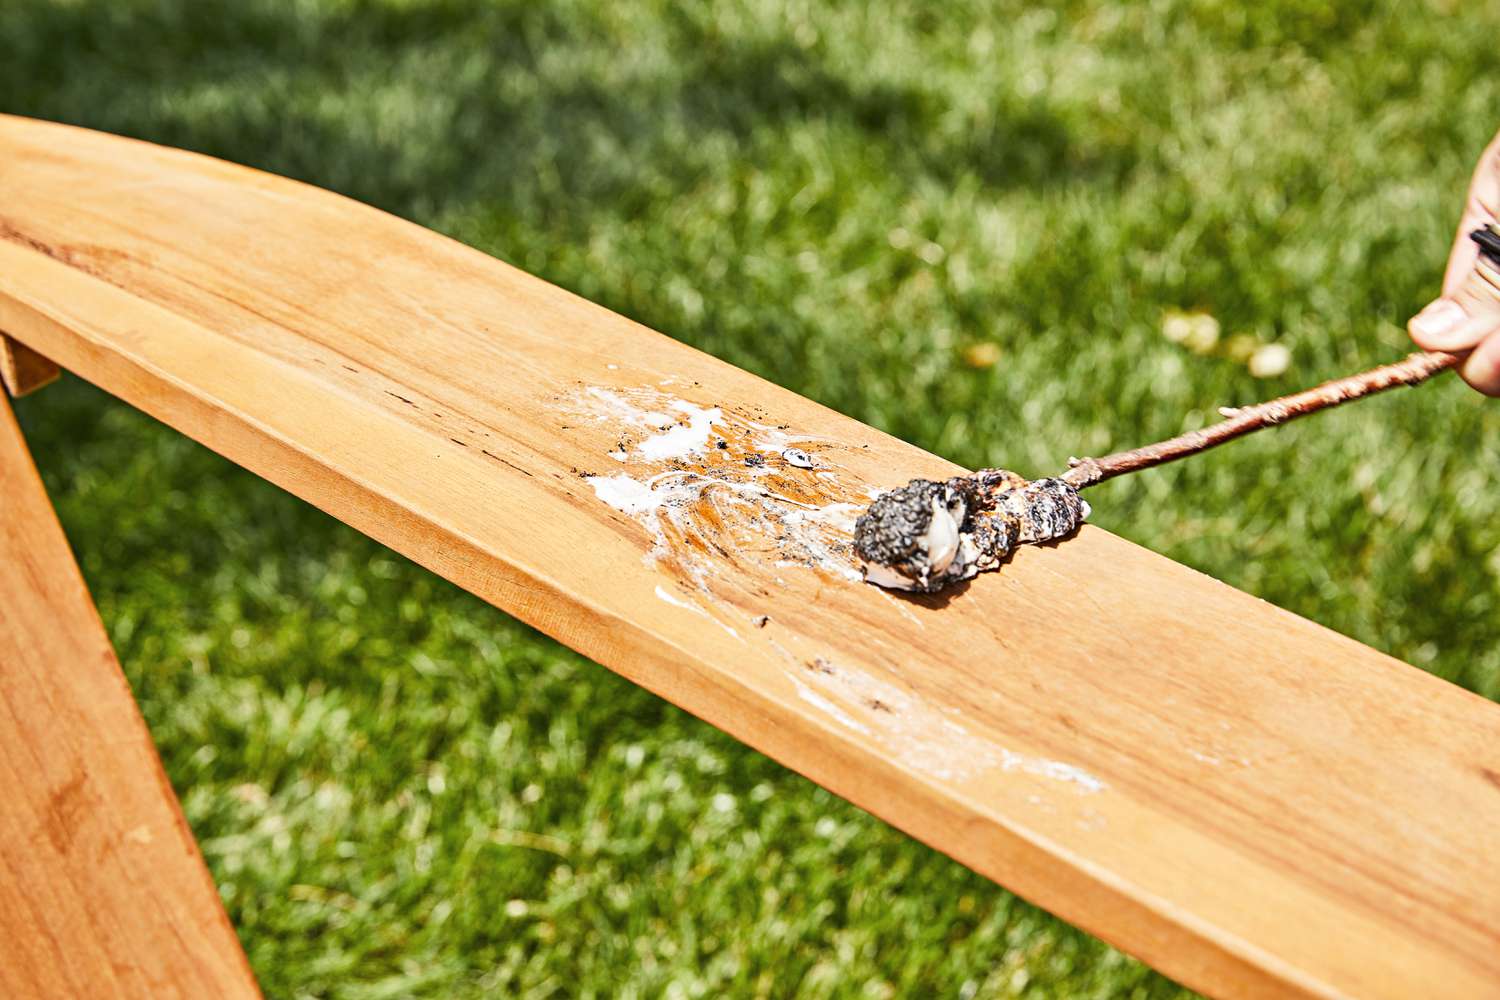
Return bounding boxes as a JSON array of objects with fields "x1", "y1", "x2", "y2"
[
  {"x1": 583, "y1": 388, "x2": 723, "y2": 462},
  {"x1": 587, "y1": 468, "x2": 774, "y2": 588},
  {"x1": 792, "y1": 677, "x2": 871, "y2": 734},
  {"x1": 742, "y1": 418, "x2": 831, "y2": 455},
  {"x1": 791, "y1": 660, "x2": 1105, "y2": 792},
  {"x1": 776, "y1": 502, "x2": 864, "y2": 582},
  {"x1": 572, "y1": 385, "x2": 1108, "y2": 805},
  {"x1": 573, "y1": 384, "x2": 1103, "y2": 797},
  {"x1": 997, "y1": 750, "x2": 1107, "y2": 793},
  {"x1": 656, "y1": 583, "x2": 745, "y2": 643},
  {"x1": 571, "y1": 385, "x2": 865, "y2": 591},
  {"x1": 874, "y1": 589, "x2": 925, "y2": 629},
  {"x1": 654, "y1": 584, "x2": 708, "y2": 616},
  {"x1": 637, "y1": 400, "x2": 723, "y2": 461},
  {"x1": 588, "y1": 474, "x2": 667, "y2": 515},
  {"x1": 582, "y1": 386, "x2": 649, "y2": 424}
]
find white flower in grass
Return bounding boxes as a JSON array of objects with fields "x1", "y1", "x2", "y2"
[{"x1": 1248, "y1": 343, "x2": 1292, "y2": 378}]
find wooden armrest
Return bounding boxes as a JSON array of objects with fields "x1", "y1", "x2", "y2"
[{"x1": 1, "y1": 115, "x2": 1497, "y2": 999}]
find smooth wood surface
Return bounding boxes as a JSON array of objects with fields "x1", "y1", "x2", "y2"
[
  {"x1": 0, "y1": 390, "x2": 260, "y2": 998},
  {"x1": 1, "y1": 332, "x2": 60, "y2": 396},
  {"x1": 2, "y1": 115, "x2": 1498, "y2": 999}
]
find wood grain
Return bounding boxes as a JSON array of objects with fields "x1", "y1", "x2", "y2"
[
  {"x1": 0, "y1": 390, "x2": 260, "y2": 998},
  {"x1": 1, "y1": 333, "x2": 60, "y2": 396},
  {"x1": 1, "y1": 114, "x2": 1497, "y2": 999}
]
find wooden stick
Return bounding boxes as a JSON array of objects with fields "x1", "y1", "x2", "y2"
[{"x1": 1060, "y1": 350, "x2": 1460, "y2": 489}]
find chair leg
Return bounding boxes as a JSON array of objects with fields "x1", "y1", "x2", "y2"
[{"x1": 0, "y1": 391, "x2": 260, "y2": 999}]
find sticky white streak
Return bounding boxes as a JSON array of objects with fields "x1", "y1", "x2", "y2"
[
  {"x1": 587, "y1": 475, "x2": 664, "y2": 514},
  {"x1": 799, "y1": 662, "x2": 1105, "y2": 792},
  {"x1": 792, "y1": 677, "x2": 871, "y2": 734},
  {"x1": 654, "y1": 585, "x2": 707, "y2": 616},
  {"x1": 997, "y1": 750, "x2": 1107, "y2": 793},
  {"x1": 636, "y1": 400, "x2": 722, "y2": 461},
  {"x1": 576, "y1": 387, "x2": 862, "y2": 587}
]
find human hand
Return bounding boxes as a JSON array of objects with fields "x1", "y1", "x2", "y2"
[{"x1": 1409, "y1": 131, "x2": 1500, "y2": 395}]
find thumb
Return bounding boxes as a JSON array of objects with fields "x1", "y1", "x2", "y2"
[{"x1": 1408, "y1": 297, "x2": 1497, "y2": 351}]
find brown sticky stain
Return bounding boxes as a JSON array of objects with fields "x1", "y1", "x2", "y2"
[
  {"x1": 691, "y1": 495, "x2": 726, "y2": 533},
  {"x1": 44, "y1": 770, "x2": 90, "y2": 855}
]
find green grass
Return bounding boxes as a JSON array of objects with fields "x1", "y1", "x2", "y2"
[{"x1": 6, "y1": 1, "x2": 1500, "y2": 996}]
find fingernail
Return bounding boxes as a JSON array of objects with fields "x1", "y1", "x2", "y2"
[{"x1": 1409, "y1": 298, "x2": 1467, "y2": 342}]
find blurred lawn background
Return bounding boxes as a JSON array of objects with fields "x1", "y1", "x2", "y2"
[{"x1": 6, "y1": 1, "x2": 1500, "y2": 996}]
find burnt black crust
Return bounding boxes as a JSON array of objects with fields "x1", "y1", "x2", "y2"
[
  {"x1": 854, "y1": 470, "x2": 1088, "y2": 592},
  {"x1": 1000, "y1": 477, "x2": 1089, "y2": 543},
  {"x1": 852, "y1": 478, "x2": 954, "y2": 566}
]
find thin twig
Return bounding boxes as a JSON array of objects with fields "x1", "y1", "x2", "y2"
[{"x1": 1058, "y1": 350, "x2": 1460, "y2": 490}]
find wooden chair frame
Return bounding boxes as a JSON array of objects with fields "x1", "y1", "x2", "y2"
[{"x1": 3, "y1": 116, "x2": 1499, "y2": 999}]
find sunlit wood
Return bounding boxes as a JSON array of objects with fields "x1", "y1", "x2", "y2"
[{"x1": 2, "y1": 115, "x2": 1497, "y2": 999}]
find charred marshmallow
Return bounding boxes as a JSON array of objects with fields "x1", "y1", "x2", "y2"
[{"x1": 852, "y1": 471, "x2": 1089, "y2": 593}]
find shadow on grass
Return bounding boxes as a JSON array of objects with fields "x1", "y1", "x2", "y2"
[{"x1": 1, "y1": 0, "x2": 1137, "y2": 224}]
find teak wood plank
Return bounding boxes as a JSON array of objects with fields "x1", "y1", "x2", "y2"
[
  {"x1": 0, "y1": 391, "x2": 259, "y2": 998},
  {"x1": 1, "y1": 115, "x2": 1498, "y2": 999}
]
